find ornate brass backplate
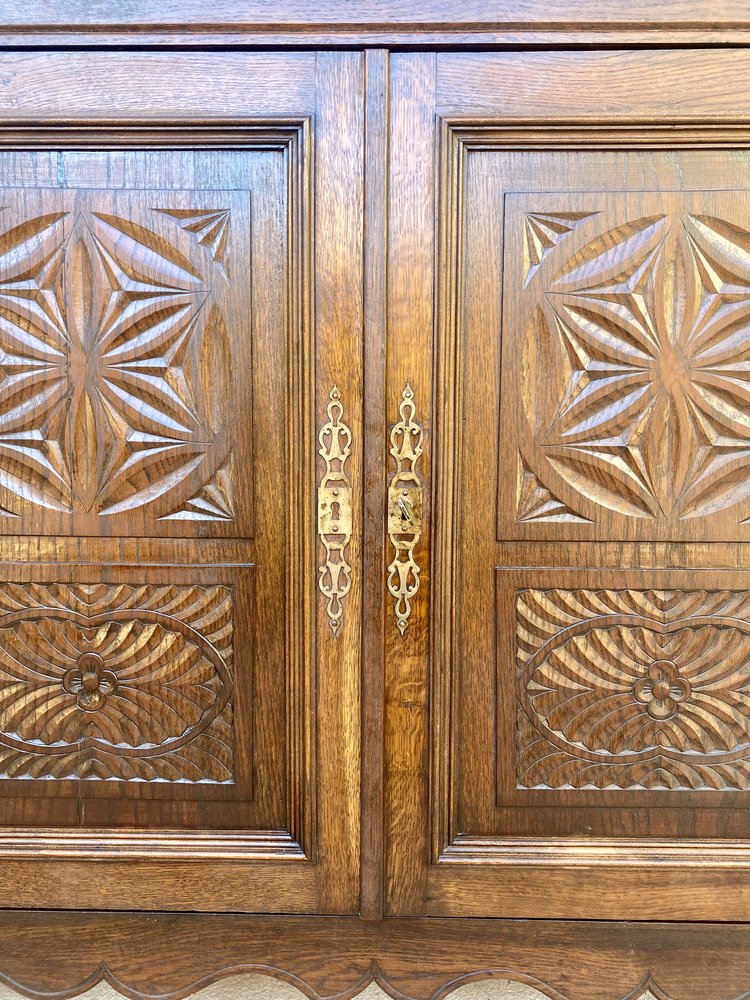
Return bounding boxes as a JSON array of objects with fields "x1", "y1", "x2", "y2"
[
  {"x1": 387, "y1": 385, "x2": 424, "y2": 634},
  {"x1": 317, "y1": 387, "x2": 353, "y2": 636}
]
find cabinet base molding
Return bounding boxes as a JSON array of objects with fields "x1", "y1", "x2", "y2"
[{"x1": 0, "y1": 912, "x2": 748, "y2": 1000}]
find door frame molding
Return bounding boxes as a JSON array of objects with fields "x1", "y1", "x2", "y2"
[{"x1": 426, "y1": 117, "x2": 750, "y2": 917}]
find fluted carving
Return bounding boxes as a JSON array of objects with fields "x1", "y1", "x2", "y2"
[
  {"x1": 0, "y1": 583, "x2": 234, "y2": 782},
  {"x1": 518, "y1": 588, "x2": 750, "y2": 789}
]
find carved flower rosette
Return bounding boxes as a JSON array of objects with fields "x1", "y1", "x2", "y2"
[{"x1": 517, "y1": 589, "x2": 750, "y2": 790}]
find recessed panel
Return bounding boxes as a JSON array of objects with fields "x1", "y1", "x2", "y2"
[
  {"x1": 0, "y1": 145, "x2": 302, "y2": 836},
  {"x1": 0, "y1": 187, "x2": 252, "y2": 537},
  {"x1": 0, "y1": 580, "x2": 235, "y2": 783},
  {"x1": 441, "y1": 143, "x2": 750, "y2": 848},
  {"x1": 516, "y1": 585, "x2": 750, "y2": 790},
  {"x1": 488, "y1": 566, "x2": 750, "y2": 839},
  {"x1": 0, "y1": 563, "x2": 258, "y2": 829},
  {"x1": 500, "y1": 190, "x2": 750, "y2": 541}
]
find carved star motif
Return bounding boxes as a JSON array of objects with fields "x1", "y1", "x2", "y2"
[
  {"x1": 541, "y1": 213, "x2": 750, "y2": 520},
  {"x1": 0, "y1": 209, "x2": 211, "y2": 515},
  {"x1": 61, "y1": 212, "x2": 209, "y2": 514}
]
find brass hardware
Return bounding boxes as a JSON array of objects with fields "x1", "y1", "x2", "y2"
[
  {"x1": 317, "y1": 386, "x2": 353, "y2": 636},
  {"x1": 387, "y1": 384, "x2": 424, "y2": 635}
]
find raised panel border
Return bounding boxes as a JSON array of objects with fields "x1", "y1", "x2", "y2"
[
  {"x1": 0, "y1": 120, "x2": 315, "y2": 872},
  {"x1": 431, "y1": 119, "x2": 750, "y2": 884}
]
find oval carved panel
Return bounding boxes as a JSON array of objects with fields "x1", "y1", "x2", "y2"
[
  {"x1": 517, "y1": 588, "x2": 750, "y2": 789},
  {"x1": 0, "y1": 583, "x2": 234, "y2": 782}
]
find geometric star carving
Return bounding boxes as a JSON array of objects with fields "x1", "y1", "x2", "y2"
[
  {"x1": 537, "y1": 212, "x2": 750, "y2": 521},
  {"x1": 522, "y1": 210, "x2": 597, "y2": 285},
  {"x1": 160, "y1": 457, "x2": 235, "y2": 521},
  {"x1": 516, "y1": 455, "x2": 591, "y2": 523},
  {"x1": 0, "y1": 212, "x2": 71, "y2": 512},
  {"x1": 155, "y1": 208, "x2": 230, "y2": 278},
  {"x1": 65, "y1": 212, "x2": 209, "y2": 515},
  {"x1": 0, "y1": 207, "x2": 228, "y2": 517}
]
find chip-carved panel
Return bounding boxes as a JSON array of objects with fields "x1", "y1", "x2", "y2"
[
  {"x1": 516, "y1": 587, "x2": 750, "y2": 790},
  {"x1": 0, "y1": 582, "x2": 234, "y2": 782},
  {"x1": 0, "y1": 188, "x2": 251, "y2": 536},
  {"x1": 501, "y1": 191, "x2": 750, "y2": 540}
]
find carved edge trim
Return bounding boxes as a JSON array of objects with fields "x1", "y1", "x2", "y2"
[
  {"x1": 0, "y1": 830, "x2": 305, "y2": 861},
  {"x1": 432, "y1": 121, "x2": 467, "y2": 859},
  {"x1": 284, "y1": 116, "x2": 316, "y2": 856},
  {"x1": 430, "y1": 120, "x2": 750, "y2": 862},
  {"x1": 387, "y1": 384, "x2": 424, "y2": 635},
  {"x1": 0, "y1": 21, "x2": 748, "y2": 50},
  {"x1": 0, "y1": 121, "x2": 310, "y2": 149},
  {"x1": 0, "y1": 960, "x2": 669, "y2": 1000},
  {"x1": 441, "y1": 835, "x2": 750, "y2": 867},
  {"x1": 317, "y1": 386, "x2": 353, "y2": 636}
]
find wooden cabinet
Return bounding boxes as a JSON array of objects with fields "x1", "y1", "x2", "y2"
[{"x1": 6, "y1": 6, "x2": 750, "y2": 997}]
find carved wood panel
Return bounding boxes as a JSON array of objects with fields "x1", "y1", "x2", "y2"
[
  {"x1": 0, "y1": 561, "x2": 256, "y2": 835},
  {"x1": 0, "y1": 143, "x2": 304, "y2": 847},
  {"x1": 516, "y1": 587, "x2": 750, "y2": 790},
  {"x1": 0, "y1": 46, "x2": 365, "y2": 916},
  {"x1": 0, "y1": 188, "x2": 251, "y2": 537},
  {"x1": 501, "y1": 191, "x2": 750, "y2": 541},
  {"x1": 0, "y1": 582, "x2": 234, "y2": 782}
]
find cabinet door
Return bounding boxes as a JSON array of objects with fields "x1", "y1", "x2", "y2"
[
  {"x1": 0, "y1": 50, "x2": 362, "y2": 913},
  {"x1": 385, "y1": 49, "x2": 750, "y2": 920}
]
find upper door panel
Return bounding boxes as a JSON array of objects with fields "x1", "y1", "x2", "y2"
[{"x1": 0, "y1": 181, "x2": 251, "y2": 536}]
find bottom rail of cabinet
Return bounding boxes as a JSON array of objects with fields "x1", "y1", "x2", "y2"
[{"x1": 0, "y1": 911, "x2": 746, "y2": 1000}]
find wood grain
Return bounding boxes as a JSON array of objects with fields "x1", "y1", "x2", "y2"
[
  {"x1": 2, "y1": 0, "x2": 748, "y2": 28},
  {"x1": 0, "y1": 912, "x2": 747, "y2": 1000},
  {"x1": 384, "y1": 52, "x2": 436, "y2": 917},
  {"x1": 0, "y1": 51, "x2": 361, "y2": 916},
  {"x1": 436, "y1": 50, "x2": 750, "y2": 120},
  {"x1": 0, "y1": 1, "x2": 749, "y2": 46},
  {"x1": 7, "y1": 3, "x2": 750, "y2": 967},
  {"x1": 361, "y1": 47, "x2": 389, "y2": 921},
  {"x1": 312, "y1": 51, "x2": 364, "y2": 914},
  {"x1": 391, "y1": 48, "x2": 750, "y2": 921}
]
